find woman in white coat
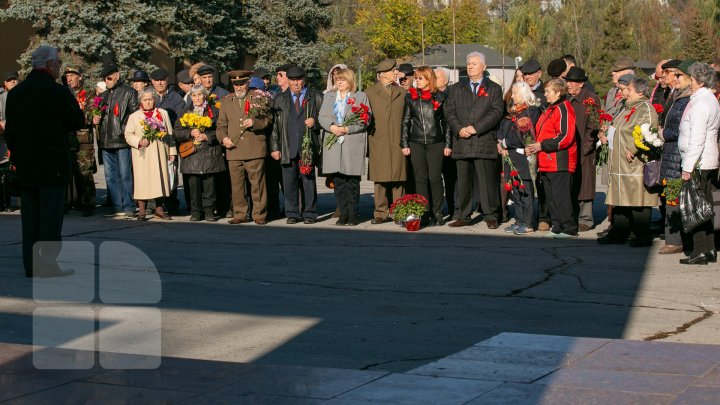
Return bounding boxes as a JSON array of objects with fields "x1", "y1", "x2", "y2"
[
  {"x1": 677, "y1": 61, "x2": 720, "y2": 265},
  {"x1": 125, "y1": 88, "x2": 177, "y2": 220},
  {"x1": 318, "y1": 68, "x2": 370, "y2": 226}
]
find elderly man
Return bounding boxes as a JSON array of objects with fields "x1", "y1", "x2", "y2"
[
  {"x1": 270, "y1": 66, "x2": 323, "y2": 224},
  {"x1": 650, "y1": 59, "x2": 669, "y2": 106},
  {"x1": 660, "y1": 59, "x2": 682, "y2": 126},
  {"x1": 272, "y1": 63, "x2": 293, "y2": 97},
  {"x1": 520, "y1": 59, "x2": 546, "y2": 108},
  {"x1": 366, "y1": 59, "x2": 407, "y2": 224},
  {"x1": 560, "y1": 55, "x2": 596, "y2": 93},
  {"x1": 64, "y1": 66, "x2": 96, "y2": 216},
  {"x1": 197, "y1": 64, "x2": 229, "y2": 101},
  {"x1": 151, "y1": 68, "x2": 186, "y2": 126},
  {"x1": 397, "y1": 63, "x2": 414, "y2": 90},
  {"x1": 604, "y1": 57, "x2": 635, "y2": 118},
  {"x1": 94, "y1": 62, "x2": 139, "y2": 218},
  {"x1": 566, "y1": 67, "x2": 601, "y2": 232},
  {"x1": 434, "y1": 67, "x2": 451, "y2": 94},
  {"x1": 5, "y1": 45, "x2": 84, "y2": 277},
  {"x1": 176, "y1": 69, "x2": 194, "y2": 104},
  {"x1": 218, "y1": 70, "x2": 272, "y2": 225},
  {"x1": 445, "y1": 52, "x2": 504, "y2": 228}
]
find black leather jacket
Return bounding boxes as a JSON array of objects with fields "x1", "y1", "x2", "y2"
[
  {"x1": 97, "y1": 81, "x2": 138, "y2": 149},
  {"x1": 400, "y1": 90, "x2": 451, "y2": 148}
]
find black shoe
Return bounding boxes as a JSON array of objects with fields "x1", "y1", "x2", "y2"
[
  {"x1": 680, "y1": 252, "x2": 708, "y2": 265},
  {"x1": 303, "y1": 218, "x2": 316, "y2": 224},
  {"x1": 597, "y1": 235, "x2": 625, "y2": 245},
  {"x1": 336, "y1": 216, "x2": 348, "y2": 226},
  {"x1": 346, "y1": 217, "x2": 360, "y2": 226},
  {"x1": 434, "y1": 213, "x2": 444, "y2": 226},
  {"x1": 190, "y1": 213, "x2": 203, "y2": 221},
  {"x1": 705, "y1": 249, "x2": 717, "y2": 263},
  {"x1": 286, "y1": 218, "x2": 299, "y2": 224}
]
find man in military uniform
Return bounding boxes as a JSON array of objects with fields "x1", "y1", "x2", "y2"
[{"x1": 65, "y1": 66, "x2": 96, "y2": 216}]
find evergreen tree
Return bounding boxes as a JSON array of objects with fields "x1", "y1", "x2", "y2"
[
  {"x1": 586, "y1": 0, "x2": 636, "y2": 95},
  {"x1": 683, "y1": 9, "x2": 718, "y2": 61}
]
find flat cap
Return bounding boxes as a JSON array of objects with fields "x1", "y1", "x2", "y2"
[
  {"x1": 547, "y1": 59, "x2": 566, "y2": 78},
  {"x1": 617, "y1": 73, "x2": 635, "y2": 85},
  {"x1": 253, "y1": 67, "x2": 270, "y2": 78},
  {"x1": 64, "y1": 66, "x2": 82, "y2": 76},
  {"x1": 150, "y1": 68, "x2": 169, "y2": 80},
  {"x1": 520, "y1": 59, "x2": 542, "y2": 74},
  {"x1": 3, "y1": 70, "x2": 19, "y2": 81},
  {"x1": 376, "y1": 58, "x2": 396, "y2": 73},
  {"x1": 398, "y1": 63, "x2": 414, "y2": 76},
  {"x1": 197, "y1": 64, "x2": 215, "y2": 76},
  {"x1": 176, "y1": 69, "x2": 193, "y2": 84},
  {"x1": 564, "y1": 66, "x2": 588, "y2": 82},
  {"x1": 661, "y1": 59, "x2": 682, "y2": 70},
  {"x1": 228, "y1": 70, "x2": 253, "y2": 84},
  {"x1": 286, "y1": 66, "x2": 306, "y2": 79},
  {"x1": 275, "y1": 63, "x2": 294, "y2": 73},
  {"x1": 677, "y1": 60, "x2": 696, "y2": 76},
  {"x1": 129, "y1": 70, "x2": 150, "y2": 83},
  {"x1": 99, "y1": 63, "x2": 119, "y2": 78},
  {"x1": 612, "y1": 56, "x2": 635, "y2": 72}
]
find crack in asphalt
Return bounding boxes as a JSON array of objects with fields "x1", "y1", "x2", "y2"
[
  {"x1": 505, "y1": 247, "x2": 581, "y2": 297},
  {"x1": 643, "y1": 305, "x2": 714, "y2": 341},
  {"x1": 360, "y1": 356, "x2": 441, "y2": 371}
]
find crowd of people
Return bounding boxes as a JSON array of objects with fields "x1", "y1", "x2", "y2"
[{"x1": 3, "y1": 44, "x2": 720, "y2": 276}]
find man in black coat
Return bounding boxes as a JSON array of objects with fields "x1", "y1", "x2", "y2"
[
  {"x1": 93, "y1": 62, "x2": 139, "y2": 218},
  {"x1": 444, "y1": 52, "x2": 504, "y2": 228},
  {"x1": 5, "y1": 45, "x2": 84, "y2": 277},
  {"x1": 521, "y1": 59, "x2": 546, "y2": 109},
  {"x1": 270, "y1": 66, "x2": 323, "y2": 224}
]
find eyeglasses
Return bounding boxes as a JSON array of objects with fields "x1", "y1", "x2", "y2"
[
  {"x1": 414, "y1": 76, "x2": 424, "y2": 81},
  {"x1": 103, "y1": 76, "x2": 114, "y2": 81},
  {"x1": 399, "y1": 77, "x2": 409, "y2": 83}
]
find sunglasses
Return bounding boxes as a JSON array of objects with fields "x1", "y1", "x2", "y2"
[{"x1": 399, "y1": 77, "x2": 410, "y2": 83}]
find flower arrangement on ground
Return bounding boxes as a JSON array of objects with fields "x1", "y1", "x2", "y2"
[
  {"x1": 662, "y1": 178, "x2": 683, "y2": 206},
  {"x1": 389, "y1": 193, "x2": 429, "y2": 222}
]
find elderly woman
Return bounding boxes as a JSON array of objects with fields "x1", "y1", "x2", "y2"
[
  {"x1": 677, "y1": 61, "x2": 720, "y2": 265},
  {"x1": 598, "y1": 77, "x2": 659, "y2": 246},
  {"x1": 173, "y1": 85, "x2": 225, "y2": 222},
  {"x1": 525, "y1": 78, "x2": 577, "y2": 238},
  {"x1": 497, "y1": 81, "x2": 541, "y2": 235},
  {"x1": 125, "y1": 88, "x2": 176, "y2": 220},
  {"x1": 658, "y1": 62, "x2": 691, "y2": 255},
  {"x1": 400, "y1": 66, "x2": 451, "y2": 226},
  {"x1": 319, "y1": 68, "x2": 370, "y2": 226}
]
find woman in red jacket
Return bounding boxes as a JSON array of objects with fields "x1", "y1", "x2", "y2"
[{"x1": 525, "y1": 79, "x2": 578, "y2": 238}]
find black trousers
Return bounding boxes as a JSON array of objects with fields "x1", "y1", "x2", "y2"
[
  {"x1": 21, "y1": 186, "x2": 65, "y2": 277},
  {"x1": 442, "y1": 156, "x2": 457, "y2": 216},
  {"x1": 410, "y1": 142, "x2": 445, "y2": 216},
  {"x1": 688, "y1": 169, "x2": 718, "y2": 254},
  {"x1": 456, "y1": 158, "x2": 498, "y2": 221},
  {"x1": 610, "y1": 206, "x2": 652, "y2": 242},
  {"x1": 265, "y1": 156, "x2": 283, "y2": 219},
  {"x1": 187, "y1": 173, "x2": 217, "y2": 215},
  {"x1": 510, "y1": 179, "x2": 535, "y2": 228},
  {"x1": 536, "y1": 175, "x2": 550, "y2": 224},
  {"x1": 281, "y1": 158, "x2": 318, "y2": 220},
  {"x1": 541, "y1": 171, "x2": 577, "y2": 235},
  {"x1": 333, "y1": 173, "x2": 360, "y2": 219}
]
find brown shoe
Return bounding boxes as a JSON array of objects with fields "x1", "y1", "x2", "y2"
[
  {"x1": 578, "y1": 224, "x2": 592, "y2": 232},
  {"x1": 254, "y1": 219, "x2": 267, "y2": 225},
  {"x1": 371, "y1": 217, "x2": 387, "y2": 224},
  {"x1": 228, "y1": 217, "x2": 247, "y2": 224},
  {"x1": 485, "y1": 219, "x2": 498, "y2": 229},
  {"x1": 332, "y1": 208, "x2": 341, "y2": 218},
  {"x1": 538, "y1": 222, "x2": 551, "y2": 232},
  {"x1": 658, "y1": 244, "x2": 684, "y2": 254},
  {"x1": 449, "y1": 219, "x2": 469, "y2": 227}
]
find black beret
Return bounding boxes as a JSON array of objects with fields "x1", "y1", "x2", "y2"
[
  {"x1": 196, "y1": 64, "x2": 215, "y2": 76},
  {"x1": 677, "y1": 60, "x2": 696, "y2": 76},
  {"x1": 3, "y1": 70, "x2": 19, "y2": 82},
  {"x1": 176, "y1": 69, "x2": 193, "y2": 84},
  {"x1": 398, "y1": 63, "x2": 414, "y2": 76},
  {"x1": 150, "y1": 68, "x2": 169, "y2": 80},
  {"x1": 253, "y1": 67, "x2": 270, "y2": 78},
  {"x1": 564, "y1": 66, "x2": 589, "y2": 83},
  {"x1": 286, "y1": 66, "x2": 306, "y2": 79},
  {"x1": 547, "y1": 59, "x2": 566, "y2": 78},
  {"x1": 275, "y1": 63, "x2": 294, "y2": 73},
  {"x1": 99, "y1": 63, "x2": 119, "y2": 78},
  {"x1": 520, "y1": 59, "x2": 541, "y2": 74},
  {"x1": 129, "y1": 70, "x2": 150, "y2": 82},
  {"x1": 661, "y1": 59, "x2": 682, "y2": 70}
]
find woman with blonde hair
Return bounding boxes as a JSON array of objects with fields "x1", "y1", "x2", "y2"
[
  {"x1": 400, "y1": 66, "x2": 451, "y2": 225},
  {"x1": 319, "y1": 68, "x2": 371, "y2": 226}
]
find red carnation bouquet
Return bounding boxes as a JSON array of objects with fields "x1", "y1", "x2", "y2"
[
  {"x1": 596, "y1": 111, "x2": 614, "y2": 167},
  {"x1": 324, "y1": 97, "x2": 370, "y2": 150},
  {"x1": 502, "y1": 155, "x2": 525, "y2": 192}
]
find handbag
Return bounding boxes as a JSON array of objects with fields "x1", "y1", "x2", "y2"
[
  {"x1": 643, "y1": 160, "x2": 662, "y2": 188},
  {"x1": 679, "y1": 176, "x2": 714, "y2": 233},
  {"x1": 179, "y1": 141, "x2": 196, "y2": 158}
]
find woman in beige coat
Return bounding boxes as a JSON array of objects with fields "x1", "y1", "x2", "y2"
[
  {"x1": 125, "y1": 88, "x2": 176, "y2": 220},
  {"x1": 599, "y1": 77, "x2": 659, "y2": 246}
]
